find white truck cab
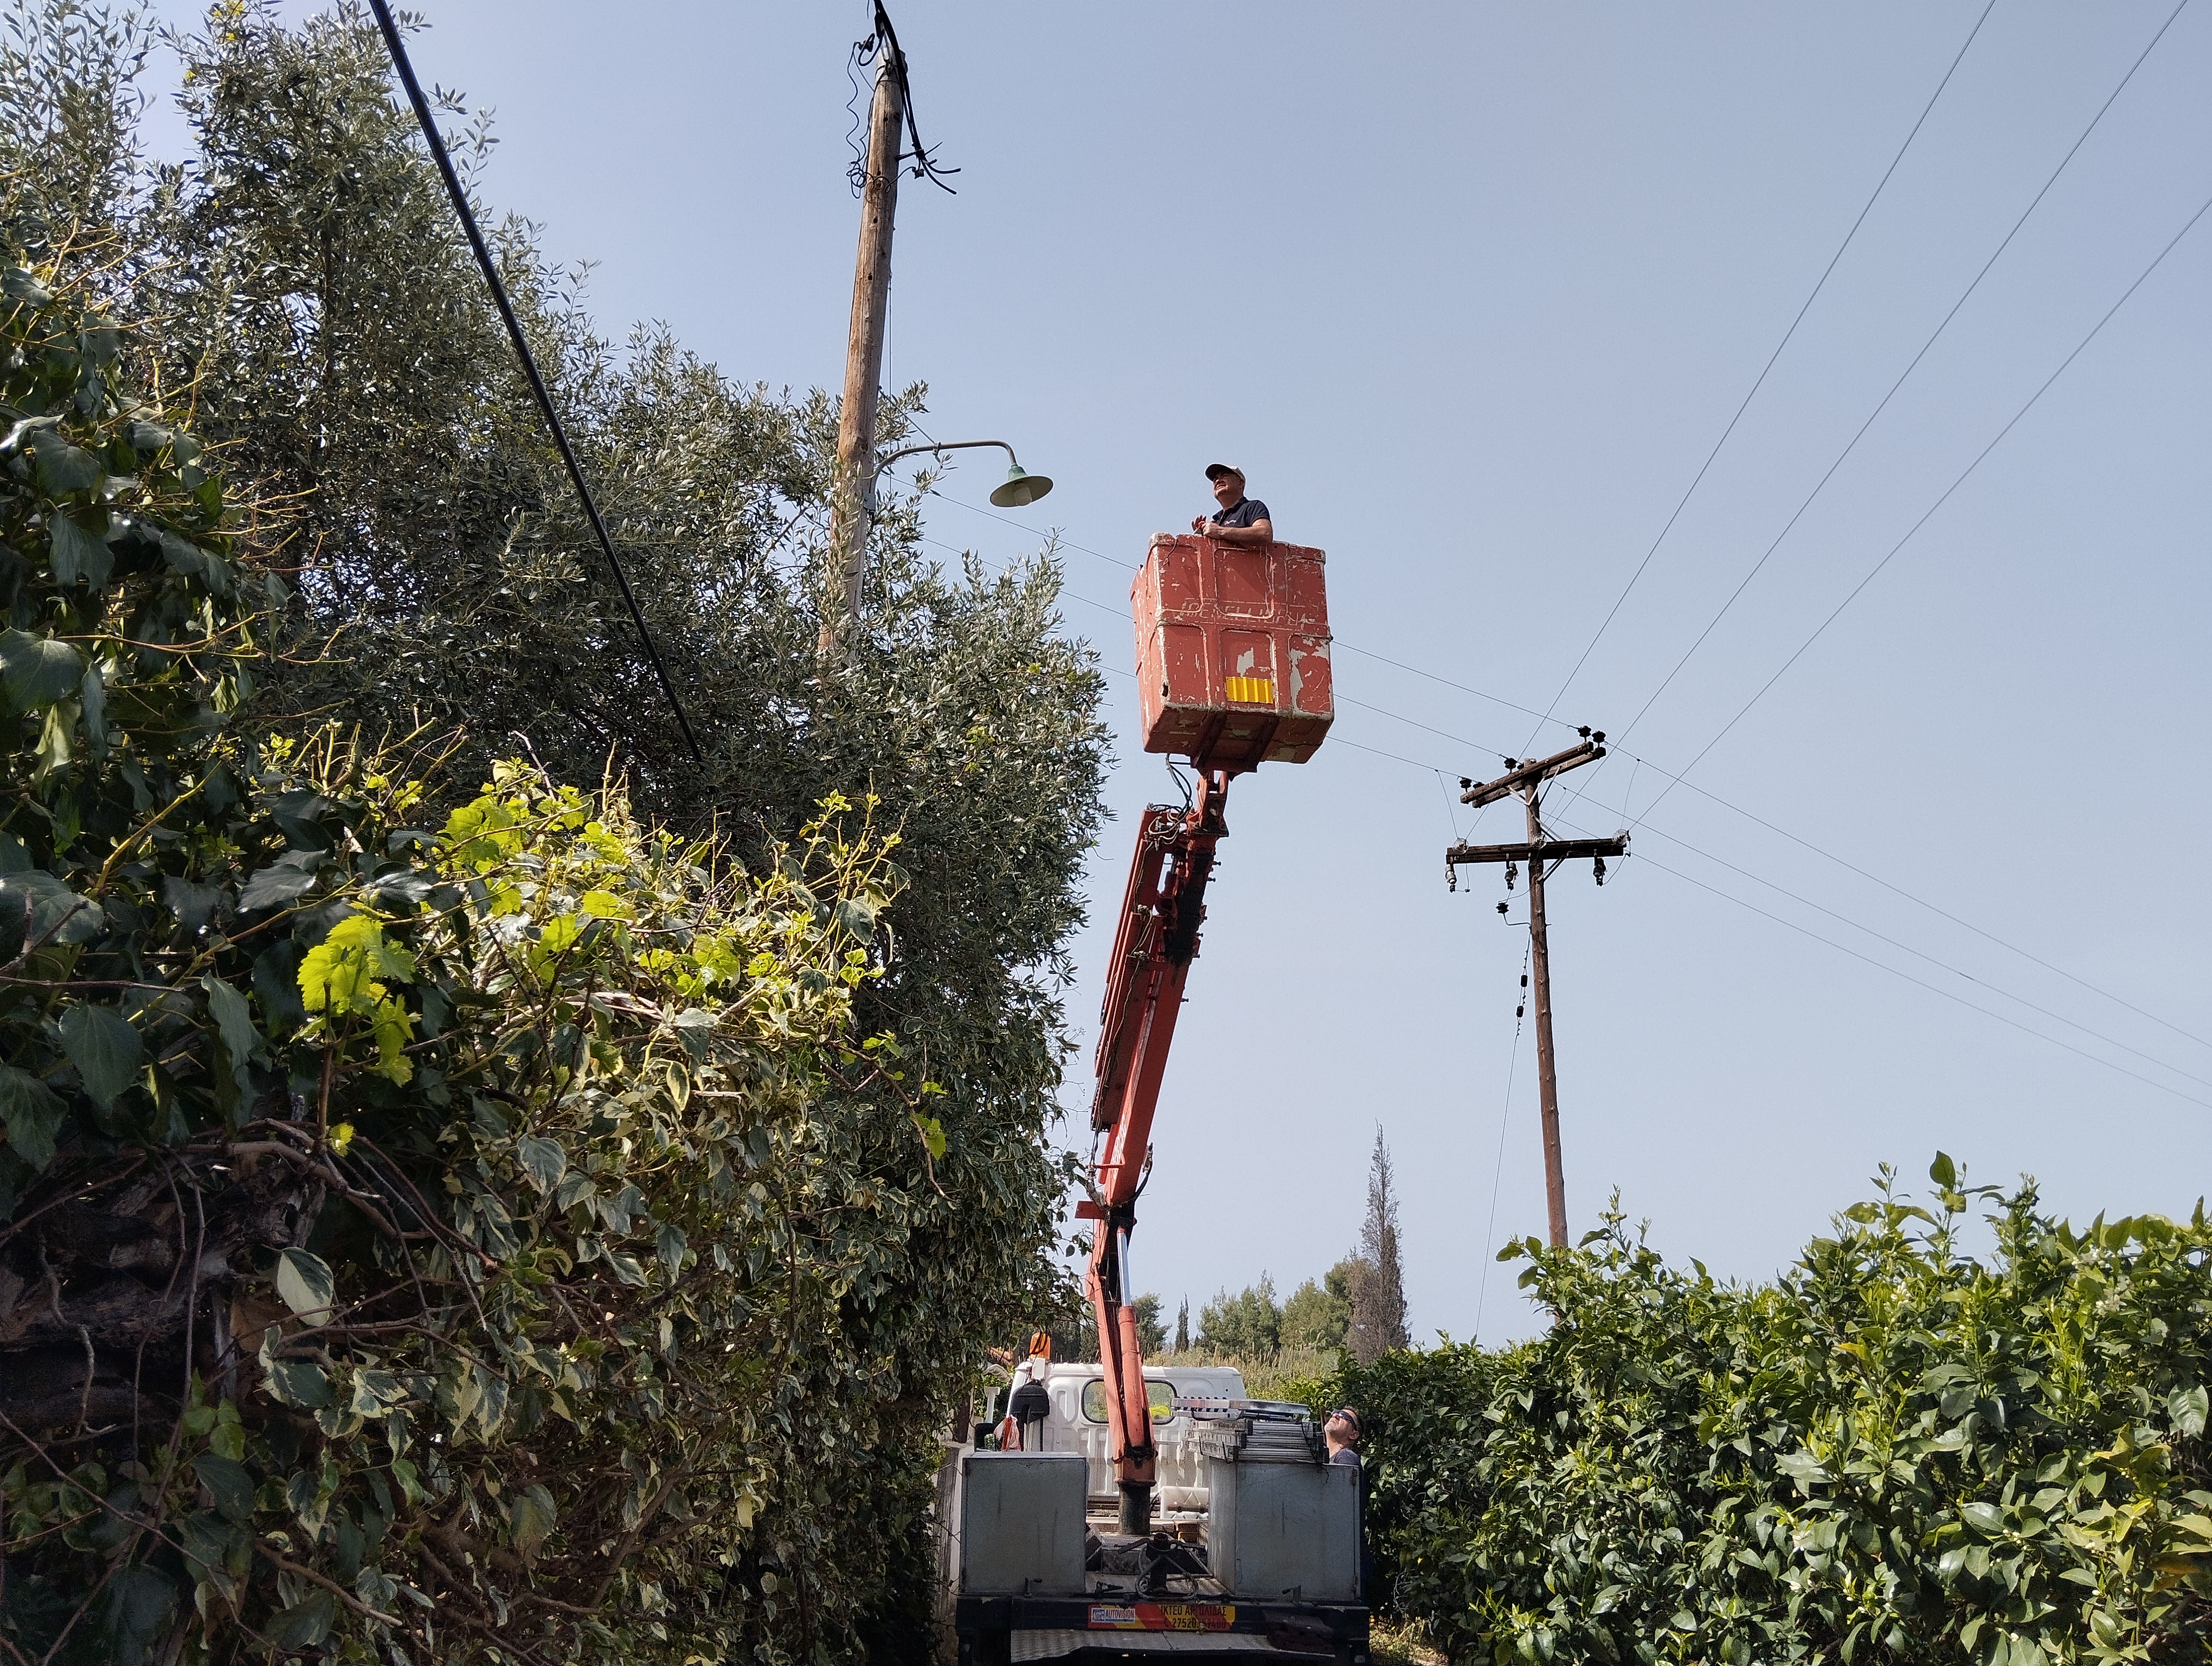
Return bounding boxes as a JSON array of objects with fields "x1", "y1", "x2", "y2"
[{"x1": 1025, "y1": 1362, "x2": 1248, "y2": 1523}]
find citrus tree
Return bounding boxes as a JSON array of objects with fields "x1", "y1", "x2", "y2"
[{"x1": 1311, "y1": 1163, "x2": 2212, "y2": 1665}]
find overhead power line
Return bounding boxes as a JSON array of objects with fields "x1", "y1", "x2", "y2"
[
  {"x1": 1541, "y1": 808, "x2": 2212, "y2": 1115},
  {"x1": 1321, "y1": 679, "x2": 2212, "y2": 1105},
  {"x1": 363, "y1": 0, "x2": 703, "y2": 764},
  {"x1": 941, "y1": 531, "x2": 2212, "y2": 1098},
  {"x1": 1526, "y1": 0, "x2": 2001, "y2": 748},
  {"x1": 1632, "y1": 185, "x2": 2212, "y2": 824},
  {"x1": 1474, "y1": 938, "x2": 1532, "y2": 1342},
  {"x1": 1609, "y1": 0, "x2": 2195, "y2": 756},
  {"x1": 1617, "y1": 757, "x2": 2212, "y2": 1055},
  {"x1": 1613, "y1": 812, "x2": 2212, "y2": 1091}
]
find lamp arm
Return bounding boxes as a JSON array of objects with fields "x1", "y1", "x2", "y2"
[{"x1": 875, "y1": 439, "x2": 1020, "y2": 470}]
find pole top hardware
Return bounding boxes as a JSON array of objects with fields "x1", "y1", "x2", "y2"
[{"x1": 1459, "y1": 735, "x2": 1606, "y2": 808}]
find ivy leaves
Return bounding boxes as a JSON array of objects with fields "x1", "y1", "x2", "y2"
[
  {"x1": 0, "y1": 1062, "x2": 66, "y2": 1168},
  {"x1": 274, "y1": 1248, "x2": 336, "y2": 1326},
  {"x1": 517, "y1": 1134, "x2": 567, "y2": 1195},
  {"x1": 0, "y1": 627, "x2": 83, "y2": 709}
]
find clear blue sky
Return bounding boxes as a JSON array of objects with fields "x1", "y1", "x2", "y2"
[{"x1": 149, "y1": 2, "x2": 2211, "y2": 1344}]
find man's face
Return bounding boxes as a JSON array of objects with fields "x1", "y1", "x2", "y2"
[
  {"x1": 1211, "y1": 472, "x2": 1243, "y2": 510},
  {"x1": 1326, "y1": 1412, "x2": 1355, "y2": 1444}
]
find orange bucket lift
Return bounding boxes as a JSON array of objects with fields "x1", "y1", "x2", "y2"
[
  {"x1": 1085, "y1": 531, "x2": 1332, "y2": 1536},
  {"x1": 1131, "y1": 534, "x2": 1333, "y2": 773}
]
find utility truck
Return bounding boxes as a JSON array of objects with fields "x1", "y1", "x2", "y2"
[{"x1": 940, "y1": 534, "x2": 1365, "y2": 1663}]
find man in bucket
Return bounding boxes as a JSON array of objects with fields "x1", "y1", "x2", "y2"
[{"x1": 1192, "y1": 463, "x2": 1273, "y2": 544}]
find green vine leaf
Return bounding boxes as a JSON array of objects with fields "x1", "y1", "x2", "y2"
[
  {"x1": 510, "y1": 1484, "x2": 558, "y2": 1557},
  {"x1": 275, "y1": 1247, "x2": 336, "y2": 1324},
  {"x1": 0, "y1": 1063, "x2": 67, "y2": 1170},
  {"x1": 517, "y1": 1134, "x2": 567, "y2": 1195},
  {"x1": 60, "y1": 1003, "x2": 141, "y2": 1108},
  {"x1": 236, "y1": 849, "x2": 326, "y2": 911},
  {"x1": 0, "y1": 628, "x2": 84, "y2": 711},
  {"x1": 47, "y1": 510, "x2": 111, "y2": 587},
  {"x1": 264, "y1": 1590, "x2": 335, "y2": 1650},
  {"x1": 191, "y1": 1453, "x2": 255, "y2": 1524}
]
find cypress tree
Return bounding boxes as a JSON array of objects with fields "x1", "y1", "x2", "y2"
[{"x1": 1349, "y1": 1125, "x2": 1410, "y2": 1363}]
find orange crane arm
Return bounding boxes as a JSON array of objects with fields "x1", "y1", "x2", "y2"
[{"x1": 1082, "y1": 770, "x2": 1228, "y2": 1537}]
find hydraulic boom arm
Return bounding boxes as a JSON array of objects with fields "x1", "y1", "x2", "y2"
[{"x1": 1082, "y1": 770, "x2": 1229, "y2": 1537}]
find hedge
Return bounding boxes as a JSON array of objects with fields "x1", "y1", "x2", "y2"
[{"x1": 1308, "y1": 1163, "x2": 2212, "y2": 1665}]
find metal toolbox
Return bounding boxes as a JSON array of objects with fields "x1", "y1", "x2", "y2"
[
  {"x1": 957, "y1": 1452, "x2": 1086, "y2": 1595},
  {"x1": 1206, "y1": 1456, "x2": 1360, "y2": 1602},
  {"x1": 1133, "y1": 534, "x2": 1333, "y2": 772}
]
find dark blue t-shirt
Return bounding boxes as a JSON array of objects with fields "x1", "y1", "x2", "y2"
[{"x1": 1211, "y1": 497, "x2": 1270, "y2": 529}]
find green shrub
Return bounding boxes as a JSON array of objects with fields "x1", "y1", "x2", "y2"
[
  {"x1": 0, "y1": 246, "x2": 1050, "y2": 1666},
  {"x1": 1, "y1": 6, "x2": 1102, "y2": 1654},
  {"x1": 1310, "y1": 1163, "x2": 2212, "y2": 1665}
]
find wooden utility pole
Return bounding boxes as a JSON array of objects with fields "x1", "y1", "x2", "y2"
[
  {"x1": 1448, "y1": 732, "x2": 1628, "y2": 1247},
  {"x1": 820, "y1": 54, "x2": 904, "y2": 656}
]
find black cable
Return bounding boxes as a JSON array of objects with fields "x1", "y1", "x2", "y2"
[
  {"x1": 1577, "y1": 808, "x2": 2212, "y2": 1092},
  {"x1": 1555, "y1": 821, "x2": 2212, "y2": 1114},
  {"x1": 1284, "y1": 692, "x2": 2212, "y2": 1104},
  {"x1": 1617, "y1": 751, "x2": 2212, "y2": 1053},
  {"x1": 851, "y1": 1, "x2": 959, "y2": 195},
  {"x1": 1474, "y1": 938, "x2": 1531, "y2": 1343},
  {"x1": 363, "y1": 0, "x2": 703, "y2": 765},
  {"x1": 1525, "y1": 0, "x2": 2001, "y2": 749}
]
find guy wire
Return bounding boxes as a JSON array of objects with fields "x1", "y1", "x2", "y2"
[{"x1": 1474, "y1": 937, "x2": 1533, "y2": 1344}]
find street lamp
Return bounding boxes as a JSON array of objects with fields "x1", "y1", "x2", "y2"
[{"x1": 877, "y1": 439, "x2": 1054, "y2": 510}]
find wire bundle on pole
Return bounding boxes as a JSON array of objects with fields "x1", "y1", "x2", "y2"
[{"x1": 847, "y1": 0, "x2": 959, "y2": 197}]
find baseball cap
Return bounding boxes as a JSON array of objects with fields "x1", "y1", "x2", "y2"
[{"x1": 1204, "y1": 463, "x2": 1243, "y2": 482}]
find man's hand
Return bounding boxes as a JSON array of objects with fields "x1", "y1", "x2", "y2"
[
  {"x1": 1210, "y1": 519, "x2": 1272, "y2": 546},
  {"x1": 1191, "y1": 516, "x2": 1274, "y2": 543}
]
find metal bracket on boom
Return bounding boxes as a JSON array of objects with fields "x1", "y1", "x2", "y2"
[{"x1": 1084, "y1": 768, "x2": 1230, "y2": 1537}]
